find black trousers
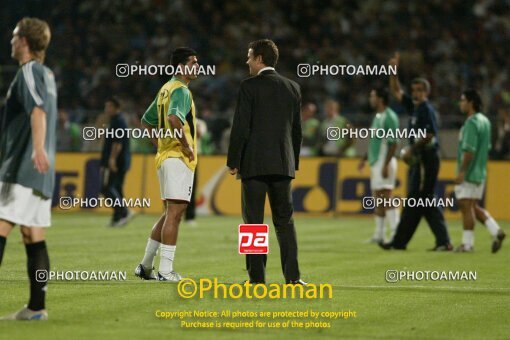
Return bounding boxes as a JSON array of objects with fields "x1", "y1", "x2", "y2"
[
  {"x1": 392, "y1": 149, "x2": 450, "y2": 248},
  {"x1": 242, "y1": 175, "x2": 300, "y2": 283},
  {"x1": 101, "y1": 168, "x2": 128, "y2": 222}
]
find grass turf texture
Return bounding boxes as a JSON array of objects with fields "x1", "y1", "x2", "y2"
[{"x1": 0, "y1": 213, "x2": 509, "y2": 339}]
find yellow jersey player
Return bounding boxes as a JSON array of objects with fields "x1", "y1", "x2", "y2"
[{"x1": 135, "y1": 47, "x2": 198, "y2": 282}]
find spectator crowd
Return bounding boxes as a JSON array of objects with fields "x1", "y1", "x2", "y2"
[{"x1": 1, "y1": 0, "x2": 510, "y2": 158}]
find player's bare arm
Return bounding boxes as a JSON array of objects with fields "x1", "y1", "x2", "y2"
[
  {"x1": 31, "y1": 106, "x2": 49, "y2": 173},
  {"x1": 168, "y1": 114, "x2": 194, "y2": 162},
  {"x1": 455, "y1": 151, "x2": 473, "y2": 184},
  {"x1": 141, "y1": 121, "x2": 158, "y2": 146},
  {"x1": 382, "y1": 143, "x2": 397, "y2": 178}
]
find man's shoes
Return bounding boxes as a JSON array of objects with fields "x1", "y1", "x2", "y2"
[
  {"x1": 0, "y1": 306, "x2": 48, "y2": 321},
  {"x1": 379, "y1": 241, "x2": 392, "y2": 250},
  {"x1": 134, "y1": 264, "x2": 156, "y2": 280},
  {"x1": 113, "y1": 210, "x2": 136, "y2": 227},
  {"x1": 242, "y1": 280, "x2": 265, "y2": 284},
  {"x1": 241, "y1": 279, "x2": 307, "y2": 285},
  {"x1": 378, "y1": 241, "x2": 406, "y2": 250},
  {"x1": 492, "y1": 230, "x2": 506, "y2": 253},
  {"x1": 428, "y1": 243, "x2": 453, "y2": 252},
  {"x1": 365, "y1": 237, "x2": 383, "y2": 244},
  {"x1": 110, "y1": 219, "x2": 124, "y2": 227},
  {"x1": 185, "y1": 219, "x2": 198, "y2": 227},
  {"x1": 157, "y1": 271, "x2": 182, "y2": 282},
  {"x1": 454, "y1": 244, "x2": 474, "y2": 253},
  {"x1": 286, "y1": 279, "x2": 308, "y2": 286}
]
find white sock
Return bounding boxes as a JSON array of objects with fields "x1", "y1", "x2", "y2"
[
  {"x1": 141, "y1": 238, "x2": 160, "y2": 269},
  {"x1": 462, "y1": 230, "x2": 474, "y2": 248},
  {"x1": 374, "y1": 216, "x2": 385, "y2": 240},
  {"x1": 386, "y1": 209, "x2": 400, "y2": 239},
  {"x1": 484, "y1": 217, "x2": 500, "y2": 237},
  {"x1": 159, "y1": 244, "x2": 176, "y2": 276}
]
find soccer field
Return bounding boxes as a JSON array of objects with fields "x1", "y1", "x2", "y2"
[{"x1": 0, "y1": 213, "x2": 509, "y2": 339}]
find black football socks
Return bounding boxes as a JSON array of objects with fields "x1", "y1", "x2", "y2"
[
  {"x1": 0, "y1": 236, "x2": 5, "y2": 266},
  {"x1": 25, "y1": 241, "x2": 50, "y2": 311}
]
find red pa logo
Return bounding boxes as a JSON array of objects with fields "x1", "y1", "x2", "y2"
[{"x1": 238, "y1": 224, "x2": 269, "y2": 254}]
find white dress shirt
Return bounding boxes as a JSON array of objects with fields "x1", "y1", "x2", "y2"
[{"x1": 257, "y1": 67, "x2": 275, "y2": 75}]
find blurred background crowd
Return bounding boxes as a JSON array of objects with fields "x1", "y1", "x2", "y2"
[{"x1": 1, "y1": 0, "x2": 510, "y2": 158}]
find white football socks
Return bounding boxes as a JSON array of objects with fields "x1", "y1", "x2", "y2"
[
  {"x1": 159, "y1": 244, "x2": 176, "y2": 276},
  {"x1": 484, "y1": 217, "x2": 500, "y2": 237},
  {"x1": 141, "y1": 238, "x2": 160, "y2": 270},
  {"x1": 374, "y1": 216, "x2": 385, "y2": 241},
  {"x1": 462, "y1": 230, "x2": 474, "y2": 248},
  {"x1": 386, "y1": 208, "x2": 400, "y2": 239}
]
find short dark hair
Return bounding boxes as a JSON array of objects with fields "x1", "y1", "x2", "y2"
[
  {"x1": 106, "y1": 96, "x2": 121, "y2": 108},
  {"x1": 463, "y1": 89, "x2": 482, "y2": 111},
  {"x1": 411, "y1": 77, "x2": 431, "y2": 94},
  {"x1": 373, "y1": 87, "x2": 389, "y2": 105},
  {"x1": 171, "y1": 47, "x2": 197, "y2": 68},
  {"x1": 248, "y1": 39, "x2": 279, "y2": 67}
]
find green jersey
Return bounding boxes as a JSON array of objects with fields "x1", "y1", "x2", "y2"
[
  {"x1": 141, "y1": 77, "x2": 197, "y2": 171},
  {"x1": 457, "y1": 112, "x2": 491, "y2": 184},
  {"x1": 368, "y1": 107, "x2": 399, "y2": 166}
]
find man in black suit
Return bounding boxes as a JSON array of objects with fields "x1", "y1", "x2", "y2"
[{"x1": 227, "y1": 39, "x2": 305, "y2": 285}]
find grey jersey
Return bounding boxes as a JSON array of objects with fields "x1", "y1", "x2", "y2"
[{"x1": 0, "y1": 60, "x2": 57, "y2": 199}]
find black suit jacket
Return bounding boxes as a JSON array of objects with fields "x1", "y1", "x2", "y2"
[{"x1": 227, "y1": 69, "x2": 302, "y2": 179}]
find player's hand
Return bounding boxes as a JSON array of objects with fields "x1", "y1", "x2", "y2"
[
  {"x1": 32, "y1": 148, "x2": 49, "y2": 173},
  {"x1": 388, "y1": 52, "x2": 400, "y2": 67},
  {"x1": 182, "y1": 145, "x2": 195, "y2": 162},
  {"x1": 382, "y1": 164, "x2": 389, "y2": 178},
  {"x1": 357, "y1": 160, "x2": 366, "y2": 173},
  {"x1": 402, "y1": 147, "x2": 413, "y2": 164},
  {"x1": 109, "y1": 158, "x2": 118, "y2": 173},
  {"x1": 455, "y1": 172, "x2": 465, "y2": 185},
  {"x1": 229, "y1": 167, "x2": 238, "y2": 175}
]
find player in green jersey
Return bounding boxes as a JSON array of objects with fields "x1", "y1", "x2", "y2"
[
  {"x1": 359, "y1": 88, "x2": 400, "y2": 243},
  {"x1": 454, "y1": 89, "x2": 505, "y2": 253}
]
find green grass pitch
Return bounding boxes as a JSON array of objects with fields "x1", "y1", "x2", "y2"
[{"x1": 0, "y1": 213, "x2": 509, "y2": 339}]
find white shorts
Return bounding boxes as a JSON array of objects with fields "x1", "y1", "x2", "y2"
[
  {"x1": 370, "y1": 157, "x2": 397, "y2": 191},
  {"x1": 455, "y1": 181, "x2": 485, "y2": 200},
  {"x1": 0, "y1": 182, "x2": 51, "y2": 227},
  {"x1": 157, "y1": 158, "x2": 195, "y2": 202}
]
